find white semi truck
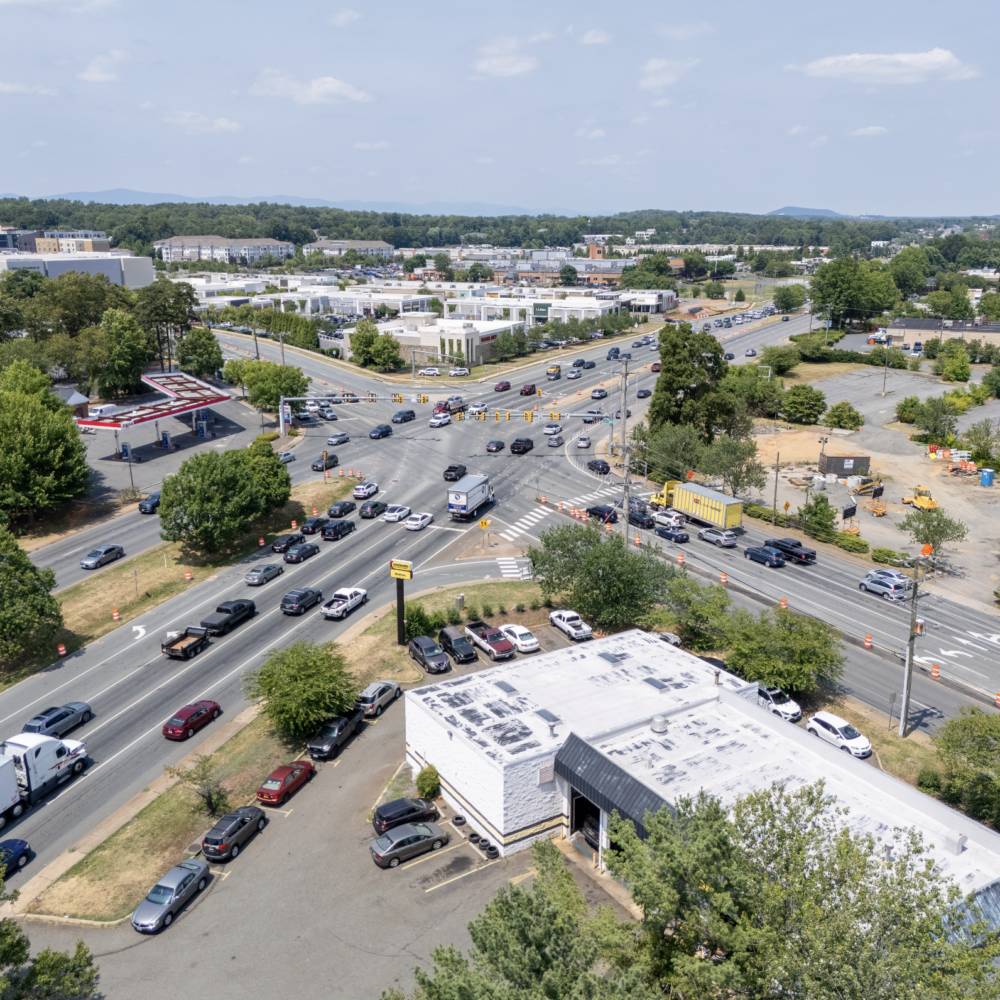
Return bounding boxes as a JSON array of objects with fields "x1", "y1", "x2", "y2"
[{"x1": 0, "y1": 733, "x2": 88, "y2": 827}]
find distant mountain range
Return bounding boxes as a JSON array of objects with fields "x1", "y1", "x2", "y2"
[{"x1": 0, "y1": 189, "x2": 578, "y2": 217}]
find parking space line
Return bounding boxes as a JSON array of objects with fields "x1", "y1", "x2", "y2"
[
  {"x1": 400, "y1": 841, "x2": 468, "y2": 869},
  {"x1": 425, "y1": 857, "x2": 502, "y2": 891},
  {"x1": 509, "y1": 867, "x2": 537, "y2": 886},
  {"x1": 266, "y1": 807, "x2": 294, "y2": 817},
  {"x1": 209, "y1": 868, "x2": 233, "y2": 880}
]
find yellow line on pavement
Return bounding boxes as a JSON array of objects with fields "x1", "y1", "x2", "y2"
[
  {"x1": 425, "y1": 857, "x2": 502, "y2": 892},
  {"x1": 400, "y1": 841, "x2": 467, "y2": 870}
]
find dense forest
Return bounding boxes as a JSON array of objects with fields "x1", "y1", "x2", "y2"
[{"x1": 1, "y1": 197, "x2": 987, "y2": 258}]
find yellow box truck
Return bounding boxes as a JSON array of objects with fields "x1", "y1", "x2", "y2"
[{"x1": 671, "y1": 483, "x2": 743, "y2": 529}]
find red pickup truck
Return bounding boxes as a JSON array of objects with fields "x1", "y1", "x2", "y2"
[{"x1": 464, "y1": 621, "x2": 516, "y2": 661}]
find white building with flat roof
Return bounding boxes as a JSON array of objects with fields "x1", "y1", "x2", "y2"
[
  {"x1": 154, "y1": 236, "x2": 294, "y2": 264},
  {"x1": 349, "y1": 315, "x2": 524, "y2": 367},
  {"x1": 404, "y1": 630, "x2": 1000, "y2": 929},
  {"x1": 0, "y1": 253, "x2": 154, "y2": 288},
  {"x1": 303, "y1": 239, "x2": 394, "y2": 260}
]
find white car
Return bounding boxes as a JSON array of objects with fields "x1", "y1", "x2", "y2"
[
  {"x1": 353, "y1": 481, "x2": 378, "y2": 499},
  {"x1": 429, "y1": 412, "x2": 452, "y2": 427},
  {"x1": 305, "y1": 399, "x2": 321, "y2": 412},
  {"x1": 500, "y1": 624, "x2": 540, "y2": 653},
  {"x1": 469, "y1": 402, "x2": 488, "y2": 415},
  {"x1": 418, "y1": 367, "x2": 441, "y2": 376},
  {"x1": 327, "y1": 432, "x2": 349, "y2": 446},
  {"x1": 654, "y1": 510, "x2": 685, "y2": 528},
  {"x1": 567, "y1": 370, "x2": 582, "y2": 380},
  {"x1": 576, "y1": 436, "x2": 591, "y2": 449},
  {"x1": 649, "y1": 344, "x2": 658, "y2": 352},
  {"x1": 543, "y1": 423, "x2": 562, "y2": 436},
  {"x1": 405, "y1": 512, "x2": 433, "y2": 531},
  {"x1": 757, "y1": 685, "x2": 802, "y2": 722},
  {"x1": 384, "y1": 505, "x2": 411, "y2": 522},
  {"x1": 449, "y1": 367, "x2": 470, "y2": 377},
  {"x1": 320, "y1": 587, "x2": 368, "y2": 619},
  {"x1": 806, "y1": 711, "x2": 872, "y2": 758},
  {"x1": 548, "y1": 610, "x2": 592, "y2": 641},
  {"x1": 278, "y1": 451, "x2": 295, "y2": 464}
]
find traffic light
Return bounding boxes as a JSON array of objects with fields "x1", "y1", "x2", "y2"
[
  {"x1": 391, "y1": 393, "x2": 403, "y2": 404},
  {"x1": 525, "y1": 411, "x2": 533, "y2": 422},
  {"x1": 505, "y1": 411, "x2": 510, "y2": 421},
  {"x1": 495, "y1": 411, "x2": 501, "y2": 421},
  {"x1": 323, "y1": 450, "x2": 328, "y2": 463},
  {"x1": 418, "y1": 394, "x2": 428, "y2": 404},
  {"x1": 456, "y1": 411, "x2": 464, "y2": 421},
  {"x1": 536, "y1": 387, "x2": 542, "y2": 396}
]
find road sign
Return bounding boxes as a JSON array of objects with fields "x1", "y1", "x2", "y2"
[
  {"x1": 921, "y1": 543, "x2": 934, "y2": 557},
  {"x1": 783, "y1": 501, "x2": 790, "y2": 511},
  {"x1": 478, "y1": 519, "x2": 492, "y2": 530},
  {"x1": 390, "y1": 559, "x2": 412, "y2": 580}
]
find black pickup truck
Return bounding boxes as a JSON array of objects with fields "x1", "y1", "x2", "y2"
[
  {"x1": 200, "y1": 599, "x2": 256, "y2": 635},
  {"x1": 764, "y1": 537, "x2": 817, "y2": 565},
  {"x1": 162, "y1": 626, "x2": 210, "y2": 660},
  {"x1": 305, "y1": 706, "x2": 365, "y2": 760}
]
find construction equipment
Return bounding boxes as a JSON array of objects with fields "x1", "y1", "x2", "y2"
[
  {"x1": 840, "y1": 519, "x2": 861, "y2": 535},
  {"x1": 902, "y1": 486, "x2": 938, "y2": 511},
  {"x1": 866, "y1": 499, "x2": 887, "y2": 517},
  {"x1": 854, "y1": 475, "x2": 883, "y2": 497}
]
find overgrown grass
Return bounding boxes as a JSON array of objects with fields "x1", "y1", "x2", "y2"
[{"x1": 27, "y1": 716, "x2": 297, "y2": 922}]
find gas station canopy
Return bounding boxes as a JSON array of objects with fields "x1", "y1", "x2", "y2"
[{"x1": 77, "y1": 372, "x2": 233, "y2": 430}]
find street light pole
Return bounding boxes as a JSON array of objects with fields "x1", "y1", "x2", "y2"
[
  {"x1": 619, "y1": 358, "x2": 630, "y2": 544},
  {"x1": 898, "y1": 557, "x2": 924, "y2": 738}
]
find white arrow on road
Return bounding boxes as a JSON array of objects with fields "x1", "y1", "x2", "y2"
[{"x1": 132, "y1": 626, "x2": 146, "y2": 640}]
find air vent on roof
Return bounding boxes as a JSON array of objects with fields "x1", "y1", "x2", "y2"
[
  {"x1": 643, "y1": 678, "x2": 668, "y2": 691},
  {"x1": 598, "y1": 652, "x2": 623, "y2": 664},
  {"x1": 651, "y1": 715, "x2": 668, "y2": 733},
  {"x1": 535, "y1": 709, "x2": 560, "y2": 723},
  {"x1": 494, "y1": 681, "x2": 517, "y2": 694}
]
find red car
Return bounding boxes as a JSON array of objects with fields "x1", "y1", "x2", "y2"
[
  {"x1": 256, "y1": 760, "x2": 316, "y2": 805},
  {"x1": 162, "y1": 700, "x2": 221, "y2": 740},
  {"x1": 494, "y1": 380, "x2": 510, "y2": 392},
  {"x1": 519, "y1": 383, "x2": 536, "y2": 396}
]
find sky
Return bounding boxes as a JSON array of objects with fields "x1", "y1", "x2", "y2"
[{"x1": 1, "y1": 0, "x2": 995, "y2": 217}]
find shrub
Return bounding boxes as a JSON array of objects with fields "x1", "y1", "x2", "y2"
[
  {"x1": 833, "y1": 534, "x2": 870, "y2": 554},
  {"x1": 480, "y1": 602, "x2": 494, "y2": 617},
  {"x1": 464, "y1": 604, "x2": 478, "y2": 620},
  {"x1": 415, "y1": 764, "x2": 440, "y2": 799},
  {"x1": 515, "y1": 602, "x2": 526, "y2": 612},
  {"x1": 917, "y1": 766, "x2": 941, "y2": 794},
  {"x1": 446, "y1": 607, "x2": 462, "y2": 626},
  {"x1": 497, "y1": 604, "x2": 506, "y2": 615},
  {"x1": 872, "y1": 547, "x2": 910, "y2": 565},
  {"x1": 403, "y1": 603, "x2": 433, "y2": 641},
  {"x1": 255, "y1": 431, "x2": 280, "y2": 443},
  {"x1": 907, "y1": 356, "x2": 922, "y2": 371},
  {"x1": 895, "y1": 396, "x2": 920, "y2": 423},
  {"x1": 429, "y1": 612, "x2": 447, "y2": 632},
  {"x1": 543, "y1": 596, "x2": 554, "y2": 608},
  {"x1": 824, "y1": 400, "x2": 864, "y2": 431},
  {"x1": 529, "y1": 599, "x2": 540, "y2": 611}
]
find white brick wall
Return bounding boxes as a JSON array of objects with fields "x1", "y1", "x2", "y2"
[{"x1": 502, "y1": 751, "x2": 568, "y2": 854}]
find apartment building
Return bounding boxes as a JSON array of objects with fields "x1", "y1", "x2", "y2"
[
  {"x1": 153, "y1": 236, "x2": 294, "y2": 264},
  {"x1": 303, "y1": 239, "x2": 394, "y2": 260}
]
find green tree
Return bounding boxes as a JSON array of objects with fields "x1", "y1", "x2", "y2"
[
  {"x1": 798, "y1": 493, "x2": 838, "y2": 542},
  {"x1": 558, "y1": 264, "x2": 578, "y2": 286},
  {"x1": 824, "y1": 400, "x2": 864, "y2": 430},
  {"x1": 645, "y1": 422, "x2": 707, "y2": 482},
  {"x1": 222, "y1": 357, "x2": 248, "y2": 396},
  {"x1": 0, "y1": 936, "x2": 99, "y2": 1000},
  {"x1": 781, "y1": 384, "x2": 827, "y2": 424},
  {"x1": 888, "y1": 246, "x2": 929, "y2": 297},
  {"x1": 527, "y1": 525, "x2": 674, "y2": 630},
  {"x1": 772, "y1": 283, "x2": 807, "y2": 312},
  {"x1": 368, "y1": 332, "x2": 403, "y2": 371},
  {"x1": 158, "y1": 448, "x2": 290, "y2": 552},
  {"x1": 899, "y1": 507, "x2": 968, "y2": 565},
  {"x1": 619, "y1": 253, "x2": 678, "y2": 290},
  {"x1": 0, "y1": 527, "x2": 62, "y2": 669},
  {"x1": 809, "y1": 257, "x2": 898, "y2": 326},
  {"x1": 96, "y1": 309, "x2": 149, "y2": 398},
  {"x1": 725, "y1": 606, "x2": 844, "y2": 691},
  {"x1": 978, "y1": 291, "x2": 1000, "y2": 321},
  {"x1": 242, "y1": 359, "x2": 310, "y2": 411},
  {"x1": 914, "y1": 395, "x2": 959, "y2": 441},
  {"x1": 467, "y1": 262, "x2": 493, "y2": 283},
  {"x1": 702, "y1": 436, "x2": 766, "y2": 497},
  {"x1": 22, "y1": 271, "x2": 133, "y2": 340},
  {"x1": 647, "y1": 322, "x2": 728, "y2": 441},
  {"x1": 680, "y1": 250, "x2": 708, "y2": 278},
  {"x1": 176, "y1": 325, "x2": 224, "y2": 380},
  {"x1": 658, "y1": 574, "x2": 731, "y2": 650},
  {"x1": 719, "y1": 365, "x2": 785, "y2": 418},
  {"x1": 491, "y1": 330, "x2": 526, "y2": 361},
  {"x1": 134, "y1": 275, "x2": 197, "y2": 371},
  {"x1": 928, "y1": 289, "x2": 974, "y2": 321},
  {"x1": 734, "y1": 288, "x2": 745, "y2": 301},
  {"x1": 704, "y1": 280, "x2": 725, "y2": 299},
  {"x1": 347, "y1": 318, "x2": 379, "y2": 366},
  {"x1": 759, "y1": 344, "x2": 800, "y2": 375},
  {"x1": 0, "y1": 296, "x2": 24, "y2": 339},
  {"x1": 934, "y1": 339, "x2": 972, "y2": 382},
  {"x1": 243, "y1": 641, "x2": 358, "y2": 740},
  {"x1": 432, "y1": 253, "x2": 453, "y2": 279},
  {"x1": 0, "y1": 363, "x2": 90, "y2": 523}
]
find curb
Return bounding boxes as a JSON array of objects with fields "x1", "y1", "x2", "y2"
[{"x1": 9, "y1": 704, "x2": 260, "y2": 923}]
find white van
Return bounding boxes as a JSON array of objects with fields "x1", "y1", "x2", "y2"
[{"x1": 87, "y1": 403, "x2": 117, "y2": 419}]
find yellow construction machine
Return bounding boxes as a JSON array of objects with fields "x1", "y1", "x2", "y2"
[{"x1": 902, "y1": 486, "x2": 938, "y2": 511}]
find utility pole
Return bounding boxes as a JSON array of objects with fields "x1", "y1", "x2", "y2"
[
  {"x1": 898, "y1": 556, "x2": 924, "y2": 738},
  {"x1": 278, "y1": 328, "x2": 286, "y2": 366},
  {"x1": 619, "y1": 358, "x2": 630, "y2": 544},
  {"x1": 772, "y1": 451, "x2": 780, "y2": 525}
]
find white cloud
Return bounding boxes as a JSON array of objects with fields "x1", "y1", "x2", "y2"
[
  {"x1": 638, "y1": 57, "x2": 699, "y2": 90},
  {"x1": 353, "y1": 140, "x2": 389, "y2": 150},
  {"x1": 631, "y1": 114, "x2": 652, "y2": 125},
  {"x1": 792, "y1": 47, "x2": 976, "y2": 84},
  {"x1": 851, "y1": 125, "x2": 887, "y2": 136},
  {"x1": 328, "y1": 8, "x2": 360, "y2": 26},
  {"x1": 579, "y1": 154, "x2": 621, "y2": 167},
  {"x1": 651, "y1": 97, "x2": 671, "y2": 107},
  {"x1": 656, "y1": 22, "x2": 713, "y2": 41},
  {"x1": 238, "y1": 155, "x2": 254, "y2": 164},
  {"x1": 808, "y1": 135, "x2": 828, "y2": 148},
  {"x1": 474, "y1": 34, "x2": 549, "y2": 77},
  {"x1": 574, "y1": 127, "x2": 605, "y2": 139},
  {"x1": 78, "y1": 49, "x2": 125, "y2": 83},
  {"x1": 787, "y1": 124, "x2": 807, "y2": 135},
  {"x1": 475, "y1": 157, "x2": 494, "y2": 163},
  {"x1": 250, "y1": 68, "x2": 371, "y2": 104},
  {"x1": 163, "y1": 112, "x2": 241, "y2": 134},
  {"x1": 581, "y1": 29, "x2": 610, "y2": 44},
  {"x1": 0, "y1": 81, "x2": 56, "y2": 96}
]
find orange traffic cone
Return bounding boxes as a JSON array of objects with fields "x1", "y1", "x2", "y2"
[{"x1": 112, "y1": 609, "x2": 120, "y2": 621}]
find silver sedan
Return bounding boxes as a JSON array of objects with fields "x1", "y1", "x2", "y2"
[
  {"x1": 245, "y1": 563, "x2": 284, "y2": 586},
  {"x1": 80, "y1": 544, "x2": 124, "y2": 570},
  {"x1": 131, "y1": 858, "x2": 210, "y2": 933}
]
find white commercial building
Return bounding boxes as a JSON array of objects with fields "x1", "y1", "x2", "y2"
[
  {"x1": 350, "y1": 315, "x2": 524, "y2": 367},
  {"x1": 153, "y1": 236, "x2": 294, "y2": 264},
  {"x1": 404, "y1": 630, "x2": 1000, "y2": 931},
  {"x1": 0, "y1": 253, "x2": 154, "y2": 288}
]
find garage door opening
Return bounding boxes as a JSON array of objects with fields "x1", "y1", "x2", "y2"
[{"x1": 571, "y1": 791, "x2": 600, "y2": 854}]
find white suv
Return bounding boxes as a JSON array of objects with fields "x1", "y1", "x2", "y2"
[
  {"x1": 654, "y1": 510, "x2": 685, "y2": 528},
  {"x1": 806, "y1": 711, "x2": 872, "y2": 758},
  {"x1": 549, "y1": 610, "x2": 593, "y2": 641},
  {"x1": 698, "y1": 528, "x2": 737, "y2": 547},
  {"x1": 757, "y1": 685, "x2": 801, "y2": 722}
]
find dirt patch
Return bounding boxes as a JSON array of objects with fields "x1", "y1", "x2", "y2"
[
  {"x1": 782, "y1": 362, "x2": 867, "y2": 385},
  {"x1": 753, "y1": 426, "x2": 870, "y2": 464},
  {"x1": 456, "y1": 534, "x2": 524, "y2": 560}
]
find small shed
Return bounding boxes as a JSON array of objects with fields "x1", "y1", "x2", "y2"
[{"x1": 819, "y1": 453, "x2": 870, "y2": 477}]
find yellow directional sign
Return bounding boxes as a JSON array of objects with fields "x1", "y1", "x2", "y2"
[
  {"x1": 389, "y1": 559, "x2": 412, "y2": 580},
  {"x1": 479, "y1": 518, "x2": 492, "y2": 530},
  {"x1": 783, "y1": 501, "x2": 790, "y2": 512}
]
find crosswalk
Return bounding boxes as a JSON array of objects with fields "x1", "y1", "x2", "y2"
[
  {"x1": 496, "y1": 558, "x2": 522, "y2": 578},
  {"x1": 565, "y1": 486, "x2": 653, "y2": 505},
  {"x1": 498, "y1": 506, "x2": 554, "y2": 542}
]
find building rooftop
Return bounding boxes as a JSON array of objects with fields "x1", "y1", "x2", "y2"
[{"x1": 408, "y1": 631, "x2": 752, "y2": 767}]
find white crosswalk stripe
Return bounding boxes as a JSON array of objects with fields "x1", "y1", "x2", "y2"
[
  {"x1": 496, "y1": 558, "x2": 521, "y2": 578},
  {"x1": 499, "y1": 531, "x2": 518, "y2": 542}
]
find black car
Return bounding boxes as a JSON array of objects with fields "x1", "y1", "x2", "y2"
[
  {"x1": 443, "y1": 463, "x2": 467, "y2": 481},
  {"x1": 656, "y1": 525, "x2": 689, "y2": 543},
  {"x1": 486, "y1": 440, "x2": 505, "y2": 452},
  {"x1": 301, "y1": 517, "x2": 329, "y2": 534},
  {"x1": 138, "y1": 491, "x2": 161, "y2": 514},
  {"x1": 359, "y1": 500, "x2": 388, "y2": 518},
  {"x1": 619, "y1": 352, "x2": 632, "y2": 360},
  {"x1": 321, "y1": 519, "x2": 356, "y2": 541},
  {"x1": 437, "y1": 627, "x2": 478, "y2": 663},
  {"x1": 370, "y1": 424, "x2": 393, "y2": 439},
  {"x1": 372, "y1": 796, "x2": 439, "y2": 835},
  {"x1": 201, "y1": 806, "x2": 266, "y2": 862},
  {"x1": 586, "y1": 504, "x2": 618, "y2": 523},
  {"x1": 408, "y1": 635, "x2": 450, "y2": 673},
  {"x1": 280, "y1": 588, "x2": 323, "y2": 614},
  {"x1": 582, "y1": 360, "x2": 596, "y2": 369},
  {"x1": 588, "y1": 459, "x2": 611, "y2": 474},
  {"x1": 284, "y1": 542, "x2": 319, "y2": 564},
  {"x1": 628, "y1": 509, "x2": 655, "y2": 529},
  {"x1": 306, "y1": 706, "x2": 364, "y2": 760},
  {"x1": 312, "y1": 454, "x2": 339, "y2": 471},
  {"x1": 271, "y1": 533, "x2": 305, "y2": 553},
  {"x1": 327, "y1": 500, "x2": 356, "y2": 518},
  {"x1": 572, "y1": 358, "x2": 586, "y2": 367},
  {"x1": 637, "y1": 388, "x2": 651, "y2": 399},
  {"x1": 510, "y1": 437, "x2": 534, "y2": 454},
  {"x1": 723, "y1": 352, "x2": 735, "y2": 360},
  {"x1": 392, "y1": 410, "x2": 415, "y2": 423}
]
